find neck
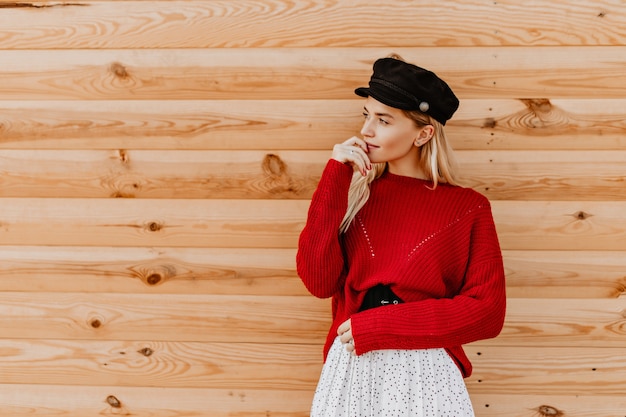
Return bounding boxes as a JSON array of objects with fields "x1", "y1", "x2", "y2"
[{"x1": 386, "y1": 162, "x2": 428, "y2": 180}]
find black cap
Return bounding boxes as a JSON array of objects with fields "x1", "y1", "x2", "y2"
[{"x1": 355, "y1": 57, "x2": 459, "y2": 125}]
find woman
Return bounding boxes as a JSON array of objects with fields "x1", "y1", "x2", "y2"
[{"x1": 296, "y1": 55, "x2": 506, "y2": 416}]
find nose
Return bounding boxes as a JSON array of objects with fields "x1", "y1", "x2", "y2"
[{"x1": 360, "y1": 117, "x2": 374, "y2": 138}]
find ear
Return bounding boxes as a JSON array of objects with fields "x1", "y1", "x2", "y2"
[{"x1": 414, "y1": 125, "x2": 435, "y2": 147}]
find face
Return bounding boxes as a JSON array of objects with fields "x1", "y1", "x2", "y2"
[{"x1": 360, "y1": 96, "x2": 426, "y2": 176}]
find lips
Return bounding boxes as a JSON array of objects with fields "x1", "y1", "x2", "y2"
[{"x1": 366, "y1": 142, "x2": 379, "y2": 152}]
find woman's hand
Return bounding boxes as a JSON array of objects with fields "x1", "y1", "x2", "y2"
[
  {"x1": 338, "y1": 318, "x2": 356, "y2": 355},
  {"x1": 331, "y1": 136, "x2": 371, "y2": 176}
]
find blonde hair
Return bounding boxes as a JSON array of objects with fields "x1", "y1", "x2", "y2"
[{"x1": 339, "y1": 112, "x2": 461, "y2": 233}]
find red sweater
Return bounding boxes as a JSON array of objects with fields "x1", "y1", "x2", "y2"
[{"x1": 297, "y1": 160, "x2": 506, "y2": 378}]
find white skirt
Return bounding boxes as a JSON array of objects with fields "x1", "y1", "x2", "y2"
[{"x1": 311, "y1": 337, "x2": 475, "y2": 417}]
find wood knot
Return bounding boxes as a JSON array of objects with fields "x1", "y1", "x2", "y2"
[
  {"x1": 138, "y1": 347, "x2": 154, "y2": 357},
  {"x1": 536, "y1": 405, "x2": 563, "y2": 416},
  {"x1": 260, "y1": 153, "x2": 301, "y2": 196},
  {"x1": 132, "y1": 264, "x2": 177, "y2": 287},
  {"x1": 118, "y1": 149, "x2": 129, "y2": 163},
  {"x1": 482, "y1": 117, "x2": 497, "y2": 128},
  {"x1": 522, "y1": 98, "x2": 553, "y2": 113},
  {"x1": 112, "y1": 191, "x2": 134, "y2": 198},
  {"x1": 146, "y1": 222, "x2": 163, "y2": 232},
  {"x1": 106, "y1": 395, "x2": 122, "y2": 408},
  {"x1": 109, "y1": 62, "x2": 129, "y2": 79},
  {"x1": 573, "y1": 211, "x2": 591, "y2": 220},
  {"x1": 262, "y1": 153, "x2": 287, "y2": 177},
  {"x1": 146, "y1": 273, "x2": 162, "y2": 285},
  {"x1": 90, "y1": 319, "x2": 102, "y2": 328}
]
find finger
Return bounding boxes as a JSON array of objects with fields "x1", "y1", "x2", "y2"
[
  {"x1": 348, "y1": 141, "x2": 372, "y2": 170},
  {"x1": 339, "y1": 328, "x2": 352, "y2": 344},
  {"x1": 337, "y1": 318, "x2": 351, "y2": 335},
  {"x1": 341, "y1": 136, "x2": 366, "y2": 149},
  {"x1": 330, "y1": 147, "x2": 370, "y2": 177}
]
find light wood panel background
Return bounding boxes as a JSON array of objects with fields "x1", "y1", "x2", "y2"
[{"x1": 0, "y1": 0, "x2": 625, "y2": 415}]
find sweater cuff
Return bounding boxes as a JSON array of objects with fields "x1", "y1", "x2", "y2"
[{"x1": 313, "y1": 159, "x2": 354, "y2": 208}]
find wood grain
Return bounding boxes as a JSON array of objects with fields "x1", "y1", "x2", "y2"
[
  {"x1": 452, "y1": 98, "x2": 626, "y2": 151},
  {"x1": 0, "y1": 99, "x2": 362, "y2": 150},
  {"x1": 0, "y1": 295, "x2": 624, "y2": 347},
  {"x1": 0, "y1": 0, "x2": 623, "y2": 49},
  {"x1": 459, "y1": 150, "x2": 626, "y2": 201},
  {"x1": 466, "y1": 345, "x2": 626, "y2": 396},
  {"x1": 1, "y1": 148, "x2": 625, "y2": 201},
  {"x1": 0, "y1": 246, "x2": 307, "y2": 295},
  {"x1": 470, "y1": 393, "x2": 626, "y2": 417},
  {"x1": 1, "y1": 246, "x2": 624, "y2": 299},
  {"x1": 503, "y1": 250, "x2": 626, "y2": 299},
  {"x1": 0, "y1": 384, "x2": 314, "y2": 416},
  {"x1": 0, "y1": 246, "x2": 626, "y2": 299},
  {"x1": 0, "y1": 149, "x2": 324, "y2": 200},
  {"x1": 0, "y1": 47, "x2": 625, "y2": 100},
  {"x1": 0, "y1": 292, "x2": 331, "y2": 342},
  {"x1": 481, "y1": 298, "x2": 626, "y2": 348},
  {"x1": 492, "y1": 201, "x2": 626, "y2": 251},
  {"x1": 1, "y1": 338, "x2": 626, "y2": 395},
  {"x1": 0, "y1": 385, "x2": 625, "y2": 417},
  {"x1": 0, "y1": 198, "x2": 309, "y2": 248},
  {"x1": 0, "y1": 339, "x2": 324, "y2": 389},
  {"x1": 2, "y1": 99, "x2": 626, "y2": 151},
  {"x1": 1, "y1": 199, "x2": 625, "y2": 250}
]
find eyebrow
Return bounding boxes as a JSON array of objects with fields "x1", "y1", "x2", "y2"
[{"x1": 363, "y1": 106, "x2": 395, "y2": 119}]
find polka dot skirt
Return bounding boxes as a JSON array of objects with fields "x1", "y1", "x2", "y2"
[{"x1": 311, "y1": 337, "x2": 475, "y2": 417}]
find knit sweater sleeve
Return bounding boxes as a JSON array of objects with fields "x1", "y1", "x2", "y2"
[
  {"x1": 351, "y1": 202, "x2": 506, "y2": 352},
  {"x1": 296, "y1": 159, "x2": 354, "y2": 298}
]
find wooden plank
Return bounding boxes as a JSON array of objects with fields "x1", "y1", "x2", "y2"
[
  {"x1": 1, "y1": 149, "x2": 625, "y2": 201},
  {"x1": 466, "y1": 345, "x2": 626, "y2": 396},
  {"x1": 503, "y1": 250, "x2": 626, "y2": 299},
  {"x1": 0, "y1": 384, "x2": 313, "y2": 416},
  {"x1": 0, "y1": 339, "x2": 323, "y2": 389},
  {"x1": 451, "y1": 98, "x2": 626, "y2": 151},
  {"x1": 458, "y1": 150, "x2": 626, "y2": 201},
  {"x1": 2, "y1": 99, "x2": 626, "y2": 151},
  {"x1": 0, "y1": 246, "x2": 307, "y2": 295},
  {"x1": 0, "y1": 100, "x2": 361, "y2": 150},
  {"x1": 0, "y1": 47, "x2": 625, "y2": 100},
  {"x1": 0, "y1": 149, "x2": 324, "y2": 200},
  {"x1": 2, "y1": 339, "x2": 626, "y2": 395},
  {"x1": 0, "y1": 0, "x2": 623, "y2": 49},
  {"x1": 0, "y1": 246, "x2": 624, "y2": 299},
  {"x1": 1, "y1": 199, "x2": 626, "y2": 250},
  {"x1": 1, "y1": 246, "x2": 624, "y2": 299},
  {"x1": 0, "y1": 294, "x2": 624, "y2": 346},
  {"x1": 492, "y1": 200, "x2": 626, "y2": 251},
  {"x1": 0, "y1": 387, "x2": 625, "y2": 417},
  {"x1": 0, "y1": 292, "x2": 330, "y2": 342},
  {"x1": 480, "y1": 298, "x2": 626, "y2": 348},
  {"x1": 470, "y1": 394, "x2": 626, "y2": 417},
  {"x1": 0, "y1": 198, "x2": 308, "y2": 248}
]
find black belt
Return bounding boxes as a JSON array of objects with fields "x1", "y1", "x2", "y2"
[{"x1": 359, "y1": 284, "x2": 404, "y2": 311}]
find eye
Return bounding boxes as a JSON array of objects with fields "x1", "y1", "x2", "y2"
[
  {"x1": 362, "y1": 112, "x2": 370, "y2": 119},
  {"x1": 378, "y1": 118, "x2": 389, "y2": 125}
]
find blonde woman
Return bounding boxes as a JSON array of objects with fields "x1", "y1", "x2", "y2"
[{"x1": 297, "y1": 56, "x2": 506, "y2": 416}]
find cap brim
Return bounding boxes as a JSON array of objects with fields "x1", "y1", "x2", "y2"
[
  {"x1": 354, "y1": 87, "x2": 369, "y2": 98},
  {"x1": 354, "y1": 86, "x2": 414, "y2": 110}
]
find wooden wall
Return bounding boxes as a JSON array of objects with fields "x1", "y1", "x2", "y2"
[{"x1": 0, "y1": 0, "x2": 625, "y2": 415}]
